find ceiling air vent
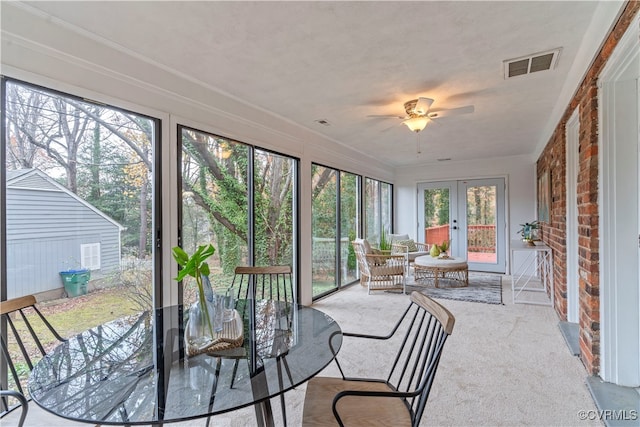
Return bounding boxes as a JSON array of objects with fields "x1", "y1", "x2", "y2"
[{"x1": 504, "y1": 48, "x2": 561, "y2": 79}]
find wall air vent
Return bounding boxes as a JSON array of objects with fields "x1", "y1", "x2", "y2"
[{"x1": 504, "y1": 48, "x2": 561, "y2": 79}]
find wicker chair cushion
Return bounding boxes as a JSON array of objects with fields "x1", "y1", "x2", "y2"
[
  {"x1": 370, "y1": 248, "x2": 385, "y2": 264},
  {"x1": 389, "y1": 233, "x2": 410, "y2": 243},
  {"x1": 395, "y1": 239, "x2": 418, "y2": 252}
]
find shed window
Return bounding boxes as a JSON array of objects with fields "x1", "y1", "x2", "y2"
[{"x1": 81, "y1": 243, "x2": 101, "y2": 270}]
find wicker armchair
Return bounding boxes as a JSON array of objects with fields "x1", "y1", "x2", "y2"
[
  {"x1": 389, "y1": 233, "x2": 430, "y2": 270},
  {"x1": 352, "y1": 239, "x2": 407, "y2": 294}
]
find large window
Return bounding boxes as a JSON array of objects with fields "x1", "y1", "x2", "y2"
[
  {"x1": 311, "y1": 164, "x2": 361, "y2": 298},
  {"x1": 3, "y1": 79, "x2": 158, "y2": 309},
  {"x1": 2, "y1": 78, "x2": 159, "y2": 394},
  {"x1": 179, "y1": 126, "x2": 298, "y2": 301}
]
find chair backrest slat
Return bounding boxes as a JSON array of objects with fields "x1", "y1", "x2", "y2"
[
  {"x1": 231, "y1": 266, "x2": 295, "y2": 316},
  {"x1": 17, "y1": 309, "x2": 47, "y2": 359},
  {"x1": 0, "y1": 295, "x2": 37, "y2": 316},
  {"x1": 1, "y1": 295, "x2": 66, "y2": 418},
  {"x1": 406, "y1": 314, "x2": 435, "y2": 394},
  {"x1": 384, "y1": 291, "x2": 455, "y2": 426},
  {"x1": 234, "y1": 265, "x2": 291, "y2": 275}
]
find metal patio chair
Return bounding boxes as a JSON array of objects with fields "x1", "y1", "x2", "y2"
[
  {"x1": 1, "y1": 295, "x2": 67, "y2": 426},
  {"x1": 230, "y1": 265, "x2": 296, "y2": 426},
  {"x1": 302, "y1": 292, "x2": 455, "y2": 426}
]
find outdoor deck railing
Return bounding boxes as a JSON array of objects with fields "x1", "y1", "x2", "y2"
[{"x1": 425, "y1": 224, "x2": 496, "y2": 253}]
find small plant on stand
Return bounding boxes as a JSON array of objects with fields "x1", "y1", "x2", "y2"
[
  {"x1": 430, "y1": 240, "x2": 450, "y2": 258},
  {"x1": 517, "y1": 221, "x2": 539, "y2": 246},
  {"x1": 438, "y1": 240, "x2": 450, "y2": 257}
]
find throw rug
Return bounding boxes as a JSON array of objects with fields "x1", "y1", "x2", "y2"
[{"x1": 403, "y1": 271, "x2": 504, "y2": 305}]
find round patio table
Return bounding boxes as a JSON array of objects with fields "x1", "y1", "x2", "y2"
[
  {"x1": 414, "y1": 255, "x2": 469, "y2": 288},
  {"x1": 28, "y1": 301, "x2": 342, "y2": 426}
]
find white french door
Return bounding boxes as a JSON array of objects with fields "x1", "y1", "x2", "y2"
[{"x1": 417, "y1": 178, "x2": 506, "y2": 273}]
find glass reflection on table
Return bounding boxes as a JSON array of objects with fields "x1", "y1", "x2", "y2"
[{"x1": 28, "y1": 300, "x2": 341, "y2": 425}]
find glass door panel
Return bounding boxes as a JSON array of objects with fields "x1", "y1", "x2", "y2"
[
  {"x1": 364, "y1": 178, "x2": 380, "y2": 242},
  {"x1": 340, "y1": 172, "x2": 359, "y2": 286},
  {"x1": 381, "y1": 182, "x2": 392, "y2": 235},
  {"x1": 180, "y1": 128, "x2": 249, "y2": 296},
  {"x1": 253, "y1": 149, "x2": 296, "y2": 267},
  {"x1": 418, "y1": 182, "x2": 457, "y2": 254},
  {"x1": 364, "y1": 178, "x2": 393, "y2": 248},
  {"x1": 311, "y1": 165, "x2": 337, "y2": 297},
  {"x1": 464, "y1": 185, "x2": 497, "y2": 265},
  {"x1": 458, "y1": 178, "x2": 505, "y2": 273}
]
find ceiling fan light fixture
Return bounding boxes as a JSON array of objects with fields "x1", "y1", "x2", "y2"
[{"x1": 403, "y1": 116, "x2": 429, "y2": 133}]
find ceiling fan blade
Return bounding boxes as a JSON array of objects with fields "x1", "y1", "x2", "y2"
[
  {"x1": 366, "y1": 114, "x2": 406, "y2": 119},
  {"x1": 414, "y1": 97, "x2": 434, "y2": 115},
  {"x1": 428, "y1": 105, "x2": 474, "y2": 119}
]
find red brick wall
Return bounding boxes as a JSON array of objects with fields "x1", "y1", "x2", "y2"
[{"x1": 536, "y1": 1, "x2": 639, "y2": 375}]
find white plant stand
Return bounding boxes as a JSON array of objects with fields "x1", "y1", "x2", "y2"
[{"x1": 510, "y1": 239, "x2": 554, "y2": 306}]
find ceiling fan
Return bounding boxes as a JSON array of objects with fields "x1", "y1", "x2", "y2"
[{"x1": 369, "y1": 97, "x2": 474, "y2": 133}]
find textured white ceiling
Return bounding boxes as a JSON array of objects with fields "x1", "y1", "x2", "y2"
[{"x1": 11, "y1": 1, "x2": 623, "y2": 166}]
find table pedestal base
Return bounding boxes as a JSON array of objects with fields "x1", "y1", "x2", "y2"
[{"x1": 414, "y1": 265, "x2": 469, "y2": 288}]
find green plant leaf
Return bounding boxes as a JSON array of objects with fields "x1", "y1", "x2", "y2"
[
  {"x1": 175, "y1": 268, "x2": 191, "y2": 282},
  {"x1": 200, "y1": 244, "x2": 216, "y2": 259},
  {"x1": 172, "y1": 244, "x2": 216, "y2": 282},
  {"x1": 171, "y1": 246, "x2": 189, "y2": 266},
  {"x1": 379, "y1": 227, "x2": 391, "y2": 251},
  {"x1": 200, "y1": 262, "x2": 210, "y2": 276}
]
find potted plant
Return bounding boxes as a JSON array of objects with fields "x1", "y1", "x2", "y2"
[
  {"x1": 438, "y1": 240, "x2": 450, "y2": 257},
  {"x1": 429, "y1": 240, "x2": 449, "y2": 258},
  {"x1": 379, "y1": 227, "x2": 392, "y2": 254},
  {"x1": 172, "y1": 244, "x2": 219, "y2": 347},
  {"x1": 517, "y1": 221, "x2": 539, "y2": 245}
]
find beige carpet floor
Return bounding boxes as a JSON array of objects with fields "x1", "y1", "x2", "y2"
[{"x1": 4, "y1": 275, "x2": 600, "y2": 426}]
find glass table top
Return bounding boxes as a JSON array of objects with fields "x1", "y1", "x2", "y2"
[{"x1": 28, "y1": 301, "x2": 342, "y2": 425}]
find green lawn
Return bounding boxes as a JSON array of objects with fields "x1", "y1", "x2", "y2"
[{"x1": 5, "y1": 286, "x2": 142, "y2": 394}]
